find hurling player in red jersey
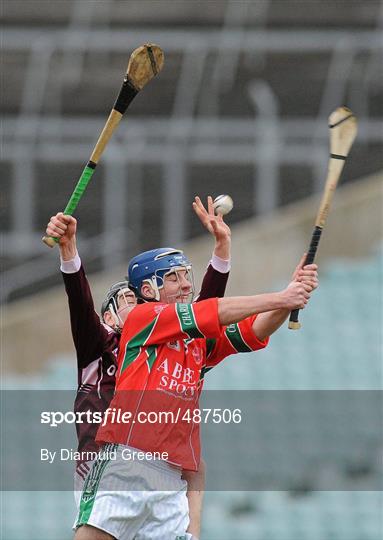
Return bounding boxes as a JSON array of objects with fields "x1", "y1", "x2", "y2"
[
  {"x1": 46, "y1": 196, "x2": 232, "y2": 540},
  {"x1": 73, "y1": 242, "x2": 318, "y2": 537}
]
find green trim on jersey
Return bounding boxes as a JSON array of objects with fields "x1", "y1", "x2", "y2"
[
  {"x1": 76, "y1": 444, "x2": 117, "y2": 527},
  {"x1": 146, "y1": 346, "x2": 157, "y2": 371},
  {"x1": 128, "y1": 317, "x2": 158, "y2": 348},
  {"x1": 176, "y1": 303, "x2": 204, "y2": 339},
  {"x1": 120, "y1": 345, "x2": 141, "y2": 376},
  {"x1": 225, "y1": 323, "x2": 252, "y2": 352},
  {"x1": 120, "y1": 318, "x2": 157, "y2": 375},
  {"x1": 206, "y1": 338, "x2": 216, "y2": 358}
]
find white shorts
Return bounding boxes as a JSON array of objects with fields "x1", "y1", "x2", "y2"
[{"x1": 74, "y1": 444, "x2": 190, "y2": 540}]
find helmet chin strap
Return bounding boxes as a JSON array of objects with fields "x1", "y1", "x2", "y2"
[
  {"x1": 139, "y1": 276, "x2": 161, "y2": 302},
  {"x1": 150, "y1": 276, "x2": 161, "y2": 301}
]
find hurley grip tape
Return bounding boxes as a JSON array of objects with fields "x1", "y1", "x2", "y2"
[
  {"x1": 305, "y1": 226, "x2": 323, "y2": 265},
  {"x1": 289, "y1": 226, "x2": 322, "y2": 326},
  {"x1": 63, "y1": 162, "x2": 96, "y2": 216}
]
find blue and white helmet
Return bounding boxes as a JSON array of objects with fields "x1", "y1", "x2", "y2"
[{"x1": 127, "y1": 248, "x2": 193, "y2": 302}]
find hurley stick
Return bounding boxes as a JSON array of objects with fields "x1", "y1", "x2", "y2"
[
  {"x1": 43, "y1": 43, "x2": 164, "y2": 247},
  {"x1": 288, "y1": 107, "x2": 358, "y2": 329}
]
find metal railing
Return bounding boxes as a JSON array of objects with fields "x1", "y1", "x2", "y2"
[{"x1": 2, "y1": 21, "x2": 382, "y2": 302}]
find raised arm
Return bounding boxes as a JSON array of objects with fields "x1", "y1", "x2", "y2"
[
  {"x1": 192, "y1": 198, "x2": 319, "y2": 341},
  {"x1": 193, "y1": 196, "x2": 231, "y2": 300},
  {"x1": 45, "y1": 213, "x2": 111, "y2": 366},
  {"x1": 217, "y1": 281, "x2": 310, "y2": 326},
  {"x1": 200, "y1": 258, "x2": 318, "y2": 371},
  {"x1": 123, "y1": 273, "x2": 314, "y2": 351},
  {"x1": 217, "y1": 253, "x2": 318, "y2": 327},
  {"x1": 216, "y1": 256, "x2": 318, "y2": 342}
]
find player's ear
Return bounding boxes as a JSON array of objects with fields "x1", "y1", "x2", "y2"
[{"x1": 140, "y1": 283, "x2": 156, "y2": 300}]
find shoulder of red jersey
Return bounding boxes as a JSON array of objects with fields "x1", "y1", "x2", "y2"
[
  {"x1": 123, "y1": 303, "x2": 168, "y2": 332},
  {"x1": 126, "y1": 302, "x2": 169, "y2": 321}
]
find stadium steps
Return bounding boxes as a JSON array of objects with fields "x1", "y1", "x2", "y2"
[
  {"x1": 2, "y1": 0, "x2": 381, "y2": 29},
  {"x1": 2, "y1": 46, "x2": 379, "y2": 118}
]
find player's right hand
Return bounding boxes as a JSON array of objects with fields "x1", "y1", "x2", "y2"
[
  {"x1": 280, "y1": 280, "x2": 311, "y2": 310},
  {"x1": 292, "y1": 253, "x2": 319, "y2": 292},
  {"x1": 192, "y1": 196, "x2": 231, "y2": 242},
  {"x1": 45, "y1": 212, "x2": 77, "y2": 246}
]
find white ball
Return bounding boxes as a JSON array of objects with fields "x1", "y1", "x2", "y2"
[{"x1": 213, "y1": 194, "x2": 233, "y2": 215}]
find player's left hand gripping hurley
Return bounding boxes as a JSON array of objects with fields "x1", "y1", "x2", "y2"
[
  {"x1": 43, "y1": 43, "x2": 164, "y2": 247},
  {"x1": 288, "y1": 106, "x2": 358, "y2": 330}
]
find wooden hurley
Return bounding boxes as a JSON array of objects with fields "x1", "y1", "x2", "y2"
[{"x1": 288, "y1": 107, "x2": 358, "y2": 329}]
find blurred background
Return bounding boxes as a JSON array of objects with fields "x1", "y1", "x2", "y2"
[{"x1": 1, "y1": 1, "x2": 382, "y2": 539}]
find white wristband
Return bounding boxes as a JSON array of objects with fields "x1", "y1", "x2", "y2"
[
  {"x1": 211, "y1": 253, "x2": 231, "y2": 273},
  {"x1": 60, "y1": 251, "x2": 81, "y2": 273}
]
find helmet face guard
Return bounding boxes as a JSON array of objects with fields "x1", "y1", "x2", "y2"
[
  {"x1": 153, "y1": 265, "x2": 194, "y2": 303},
  {"x1": 127, "y1": 248, "x2": 195, "y2": 303},
  {"x1": 101, "y1": 281, "x2": 136, "y2": 331}
]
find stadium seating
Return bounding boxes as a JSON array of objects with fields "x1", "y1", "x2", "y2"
[{"x1": 2, "y1": 0, "x2": 382, "y2": 302}]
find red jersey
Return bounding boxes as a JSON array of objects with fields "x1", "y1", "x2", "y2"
[
  {"x1": 62, "y1": 259, "x2": 229, "y2": 477},
  {"x1": 96, "y1": 298, "x2": 269, "y2": 470}
]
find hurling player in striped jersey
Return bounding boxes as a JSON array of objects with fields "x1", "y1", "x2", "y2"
[
  {"x1": 73, "y1": 238, "x2": 318, "y2": 536},
  {"x1": 45, "y1": 196, "x2": 232, "y2": 540}
]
